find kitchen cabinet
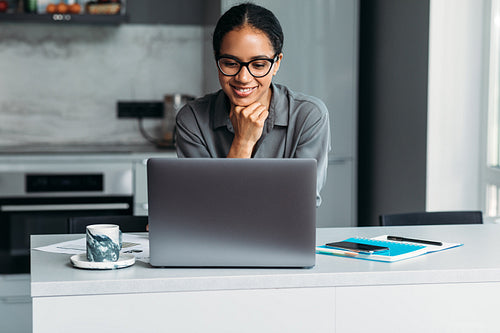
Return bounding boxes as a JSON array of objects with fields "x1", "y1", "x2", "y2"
[
  {"x1": 0, "y1": 274, "x2": 31, "y2": 333},
  {"x1": 126, "y1": 0, "x2": 219, "y2": 25}
]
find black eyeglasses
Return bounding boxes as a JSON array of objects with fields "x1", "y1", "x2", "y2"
[{"x1": 216, "y1": 55, "x2": 278, "y2": 78}]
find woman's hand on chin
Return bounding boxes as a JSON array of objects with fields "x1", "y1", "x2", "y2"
[{"x1": 227, "y1": 102, "x2": 269, "y2": 158}]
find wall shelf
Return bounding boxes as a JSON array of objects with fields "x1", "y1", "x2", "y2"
[
  {"x1": 0, "y1": 13, "x2": 128, "y2": 24},
  {"x1": 0, "y1": 0, "x2": 220, "y2": 26}
]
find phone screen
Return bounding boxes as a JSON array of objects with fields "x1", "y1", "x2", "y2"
[{"x1": 325, "y1": 241, "x2": 389, "y2": 253}]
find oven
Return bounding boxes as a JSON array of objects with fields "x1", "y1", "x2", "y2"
[{"x1": 0, "y1": 163, "x2": 133, "y2": 274}]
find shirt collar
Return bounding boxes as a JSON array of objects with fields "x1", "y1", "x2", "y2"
[
  {"x1": 212, "y1": 91, "x2": 231, "y2": 130},
  {"x1": 270, "y1": 83, "x2": 288, "y2": 126},
  {"x1": 211, "y1": 83, "x2": 288, "y2": 131}
]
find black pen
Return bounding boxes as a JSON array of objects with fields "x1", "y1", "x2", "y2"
[{"x1": 387, "y1": 236, "x2": 442, "y2": 246}]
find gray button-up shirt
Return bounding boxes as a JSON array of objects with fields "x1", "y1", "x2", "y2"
[{"x1": 175, "y1": 83, "x2": 331, "y2": 206}]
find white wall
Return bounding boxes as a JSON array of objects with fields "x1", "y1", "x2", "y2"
[
  {"x1": 426, "y1": 0, "x2": 486, "y2": 211},
  {"x1": 0, "y1": 24, "x2": 206, "y2": 146}
]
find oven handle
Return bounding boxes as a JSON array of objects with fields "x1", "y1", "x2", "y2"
[{"x1": 0, "y1": 203, "x2": 130, "y2": 212}]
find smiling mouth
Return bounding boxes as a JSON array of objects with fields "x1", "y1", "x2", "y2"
[{"x1": 231, "y1": 85, "x2": 257, "y2": 97}]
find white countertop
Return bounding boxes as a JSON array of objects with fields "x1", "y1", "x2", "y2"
[
  {"x1": 0, "y1": 146, "x2": 177, "y2": 164},
  {"x1": 30, "y1": 224, "x2": 500, "y2": 297},
  {"x1": 0, "y1": 143, "x2": 175, "y2": 155}
]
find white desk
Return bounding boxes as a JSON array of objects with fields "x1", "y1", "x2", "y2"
[{"x1": 31, "y1": 225, "x2": 500, "y2": 333}]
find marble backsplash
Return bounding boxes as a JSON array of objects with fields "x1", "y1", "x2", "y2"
[{"x1": 0, "y1": 23, "x2": 212, "y2": 147}]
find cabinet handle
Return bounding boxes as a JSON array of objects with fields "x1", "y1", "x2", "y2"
[
  {"x1": 0, "y1": 296, "x2": 31, "y2": 304},
  {"x1": 329, "y1": 157, "x2": 352, "y2": 165},
  {"x1": 0, "y1": 203, "x2": 130, "y2": 212}
]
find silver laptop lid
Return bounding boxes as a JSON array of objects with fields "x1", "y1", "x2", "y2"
[{"x1": 148, "y1": 158, "x2": 316, "y2": 268}]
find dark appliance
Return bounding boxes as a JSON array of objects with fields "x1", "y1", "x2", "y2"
[{"x1": 0, "y1": 165, "x2": 133, "y2": 274}]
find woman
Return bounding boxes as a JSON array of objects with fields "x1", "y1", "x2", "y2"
[{"x1": 175, "y1": 3, "x2": 331, "y2": 205}]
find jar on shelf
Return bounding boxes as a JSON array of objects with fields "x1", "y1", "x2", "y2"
[{"x1": 24, "y1": 0, "x2": 36, "y2": 13}]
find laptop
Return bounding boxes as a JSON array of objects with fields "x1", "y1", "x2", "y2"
[{"x1": 147, "y1": 158, "x2": 317, "y2": 268}]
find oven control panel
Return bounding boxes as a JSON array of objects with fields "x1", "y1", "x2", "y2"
[
  {"x1": 26, "y1": 174, "x2": 103, "y2": 193},
  {"x1": 0, "y1": 162, "x2": 133, "y2": 197}
]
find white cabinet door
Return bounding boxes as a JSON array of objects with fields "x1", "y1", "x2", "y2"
[
  {"x1": 34, "y1": 287, "x2": 335, "y2": 333},
  {"x1": 336, "y1": 283, "x2": 500, "y2": 333}
]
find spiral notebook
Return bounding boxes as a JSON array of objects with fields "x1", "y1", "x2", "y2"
[{"x1": 316, "y1": 235, "x2": 463, "y2": 262}]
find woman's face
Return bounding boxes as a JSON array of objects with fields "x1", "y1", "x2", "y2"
[{"x1": 217, "y1": 25, "x2": 282, "y2": 108}]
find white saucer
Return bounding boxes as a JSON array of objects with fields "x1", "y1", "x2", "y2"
[{"x1": 70, "y1": 253, "x2": 135, "y2": 270}]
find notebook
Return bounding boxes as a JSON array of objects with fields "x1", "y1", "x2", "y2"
[
  {"x1": 147, "y1": 158, "x2": 317, "y2": 268},
  {"x1": 316, "y1": 235, "x2": 463, "y2": 262}
]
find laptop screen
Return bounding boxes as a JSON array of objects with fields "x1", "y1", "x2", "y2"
[{"x1": 147, "y1": 158, "x2": 317, "y2": 268}]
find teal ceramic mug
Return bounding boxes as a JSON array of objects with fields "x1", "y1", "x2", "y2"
[{"x1": 86, "y1": 224, "x2": 122, "y2": 262}]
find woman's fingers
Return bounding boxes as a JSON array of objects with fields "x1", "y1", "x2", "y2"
[
  {"x1": 232, "y1": 102, "x2": 267, "y2": 123},
  {"x1": 227, "y1": 102, "x2": 269, "y2": 158},
  {"x1": 229, "y1": 102, "x2": 268, "y2": 149}
]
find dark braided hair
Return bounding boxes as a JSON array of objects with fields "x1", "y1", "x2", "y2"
[{"x1": 213, "y1": 3, "x2": 284, "y2": 58}]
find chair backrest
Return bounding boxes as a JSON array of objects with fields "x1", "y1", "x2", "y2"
[
  {"x1": 379, "y1": 211, "x2": 483, "y2": 226},
  {"x1": 68, "y1": 215, "x2": 148, "y2": 234}
]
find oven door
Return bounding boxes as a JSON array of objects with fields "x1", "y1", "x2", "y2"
[{"x1": 0, "y1": 196, "x2": 133, "y2": 274}]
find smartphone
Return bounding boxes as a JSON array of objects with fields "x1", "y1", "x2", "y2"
[{"x1": 325, "y1": 241, "x2": 389, "y2": 253}]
